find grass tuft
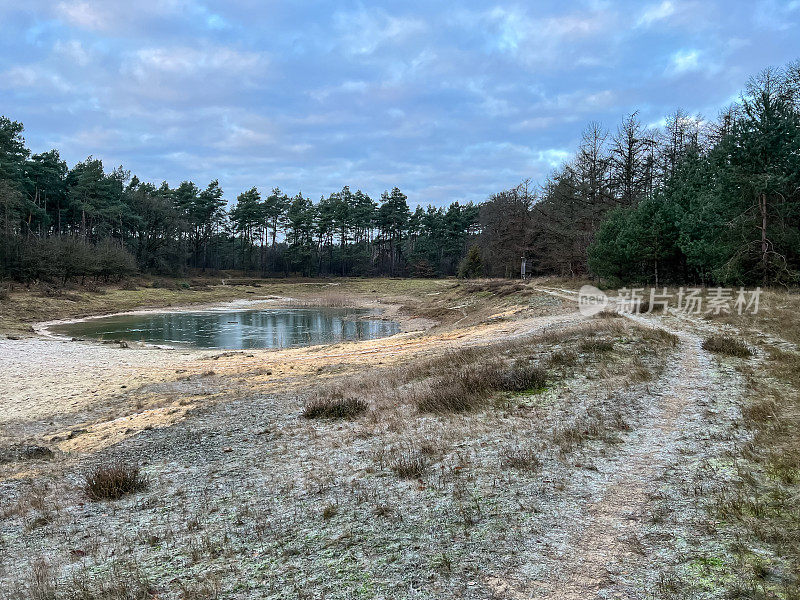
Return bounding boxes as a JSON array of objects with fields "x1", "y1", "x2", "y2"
[
  {"x1": 579, "y1": 339, "x2": 615, "y2": 353},
  {"x1": 702, "y1": 334, "x2": 753, "y2": 357},
  {"x1": 414, "y1": 360, "x2": 550, "y2": 413},
  {"x1": 83, "y1": 460, "x2": 148, "y2": 501},
  {"x1": 302, "y1": 396, "x2": 367, "y2": 420},
  {"x1": 500, "y1": 445, "x2": 542, "y2": 471},
  {"x1": 389, "y1": 449, "x2": 428, "y2": 479}
]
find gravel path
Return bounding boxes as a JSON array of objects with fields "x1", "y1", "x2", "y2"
[{"x1": 529, "y1": 287, "x2": 744, "y2": 598}]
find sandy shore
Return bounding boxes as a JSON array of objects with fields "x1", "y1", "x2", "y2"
[{"x1": 1, "y1": 295, "x2": 572, "y2": 454}]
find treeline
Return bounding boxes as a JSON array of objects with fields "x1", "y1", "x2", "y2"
[
  {"x1": 0, "y1": 130, "x2": 485, "y2": 280},
  {"x1": 1, "y1": 62, "x2": 799, "y2": 286},
  {"x1": 531, "y1": 63, "x2": 800, "y2": 286}
]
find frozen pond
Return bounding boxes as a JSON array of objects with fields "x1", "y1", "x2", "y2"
[{"x1": 49, "y1": 307, "x2": 400, "y2": 349}]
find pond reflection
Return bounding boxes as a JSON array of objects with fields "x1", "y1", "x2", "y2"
[{"x1": 50, "y1": 307, "x2": 400, "y2": 349}]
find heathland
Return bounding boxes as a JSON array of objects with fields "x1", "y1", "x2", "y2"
[{"x1": 2, "y1": 276, "x2": 799, "y2": 599}]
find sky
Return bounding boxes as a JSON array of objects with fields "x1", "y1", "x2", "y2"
[{"x1": 1, "y1": 1, "x2": 800, "y2": 207}]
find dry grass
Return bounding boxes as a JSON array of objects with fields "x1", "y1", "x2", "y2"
[
  {"x1": 579, "y1": 339, "x2": 615, "y2": 353},
  {"x1": 412, "y1": 360, "x2": 549, "y2": 413},
  {"x1": 289, "y1": 292, "x2": 357, "y2": 308},
  {"x1": 83, "y1": 461, "x2": 149, "y2": 501},
  {"x1": 500, "y1": 445, "x2": 542, "y2": 471},
  {"x1": 464, "y1": 279, "x2": 527, "y2": 297},
  {"x1": 389, "y1": 448, "x2": 428, "y2": 479},
  {"x1": 551, "y1": 407, "x2": 631, "y2": 453},
  {"x1": 701, "y1": 334, "x2": 753, "y2": 357},
  {"x1": 301, "y1": 396, "x2": 368, "y2": 420}
]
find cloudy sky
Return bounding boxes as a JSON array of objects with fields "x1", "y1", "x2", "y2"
[{"x1": 2, "y1": 1, "x2": 799, "y2": 206}]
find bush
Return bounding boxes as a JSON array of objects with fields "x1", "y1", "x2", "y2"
[
  {"x1": 84, "y1": 461, "x2": 149, "y2": 501},
  {"x1": 579, "y1": 339, "x2": 615, "y2": 353},
  {"x1": 458, "y1": 245, "x2": 483, "y2": 279},
  {"x1": 94, "y1": 239, "x2": 138, "y2": 281},
  {"x1": 390, "y1": 449, "x2": 428, "y2": 479},
  {"x1": 413, "y1": 378, "x2": 481, "y2": 413},
  {"x1": 500, "y1": 445, "x2": 542, "y2": 470},
  {"x1": 414, "y1": 360, "x2": 550, "y2": 412},
  {"x1": 702, "y1": 334, "x2": 752, "y2": 357},
  {"x1": 500, "y1": 360, "x2": 548, "y2": 391},
  {"x1": 0, "y1": 235, "x2": 137, "y2": 285},
  {"x1": 302, "y1": 396, "x2": 367, "y2": 419}
]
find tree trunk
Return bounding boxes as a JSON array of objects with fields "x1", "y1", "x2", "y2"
[{"x1": 760, "y1": 192, "x2": 768, "y2": 285}]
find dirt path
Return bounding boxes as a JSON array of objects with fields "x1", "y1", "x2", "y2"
[
  {"x1": 551, "y1": 327, "x2": 710, "y2": 597},
  {"x1": 532, "y1": 286, "x2": 725, "y2": 597}
]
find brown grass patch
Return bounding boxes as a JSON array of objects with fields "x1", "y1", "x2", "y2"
[
  {"x1": 702, "y1": 334, "x2": 753, "y2": 357},
  {"x1": 412, "y1": 360, "x2": 549, "y2": 413},
  {"x1": 500, "y1": 445, "x2": 542, "y2": 471},
  {"x1": 579, "y1": 339, "x2": 615, "y2": 353},
  {"x1": 83, "y1": 461, "x2": 149, "y2": 501},
  {"x1": 389, "y1": 448, "x2": 428, "y2": 479},
  {"x1": 302, "y1": 396, "x2": 368, "y2": 420}
]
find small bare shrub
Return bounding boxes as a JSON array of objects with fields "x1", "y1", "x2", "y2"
[
  {"x1": 28, "y1": 558, "x2": 55, "y2": 600},
  {"x1": 302, "y1": 396, "x2": 367, "y2": 419},
  {"x1": 390, "y1": 449, "x2": 428, "y2": 479},
  {"x1": 548, "y1": 350, "x2": 578, "y2": 367},
  {"x1": 702, "y1": 335, "x2": 752, "y2": 357},
  {"x1": 579, "y1": 339, "x2": 615, "y2": 353},
  {"x1": 501, "y1": 361, "x2": 548, "y2": 391},
  {"x1": 500, "y1": 445, "x2": 541, "y2": 471},
  {"x1": 83, "y1": 461, "x2": 148, "y2": 501},
  {"x1": 594, "y1": 309, "x2": 621, "y2": 319}
]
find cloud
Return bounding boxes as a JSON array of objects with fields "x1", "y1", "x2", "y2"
[
  {"x1": 53, "y1": 40, "x2": 91, "y2": 66},
  {"x1": 333, "y1": 8, "x2": 427, "y2": 56},
  {"x1": 3, "y1": 0, "x2": 800, "y2": 206},
  {"x1": 57, "y1": 1, "x2": 107, "y2": 30},
  {"x1": 480, "y1": 5, "x2": 615, "y2": 68},
  {"x1": 129, "y1": 46, "x2": 264, "y2": 76},
  {"x1": 668, "y1": 49, "x2": 701, "y2": 73},
  {"x1": 537, "y1": 149, "x2": 572, "y2": 169},
  {"x1": 637, "y1": 1, "x2": 677, "y2": 27},
  {"x1": 1, "y1": 66, "x2": 73, "y2": 93}
]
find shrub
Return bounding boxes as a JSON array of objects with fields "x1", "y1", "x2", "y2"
[
  {"x1": 94, "y1": 239, "x2": 137, "y2": 282},
  {"x1": 500, "y1": 360, "x2": 548, "y2": 392},
  {"x1": 413, "y1": 378, "x2": 480, "y2": 413},
  {"x1": 414, "y1": 361, "x2": 550, "y2": 412},
  {"x1": 302, "y1": 396, "x2": 367, "y2": 419},
  {"x1": 579, "y1": 339, "x2": 615, "y2": 353},
  {"x1": 702, "y1": 335, "x2": 752, "y2": 357},
  {"x1": 500, "y1": 445, "x2": 542, "y2": 471},
  {"x1": 549, "y1": 350, "x2": 578, "y2": 367},
  {"x1": 458, "y1": 245, "x2": 483, "y2": 279},
  {"x1": 389, "y1": 449, "x2": 428, "y2": 479},
  {"x1": 83, "y1": 461, "x2": 149, "y2": 501},
  {"x1": 594, "y1": 309, "x2": 622, "y2": 319}
]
